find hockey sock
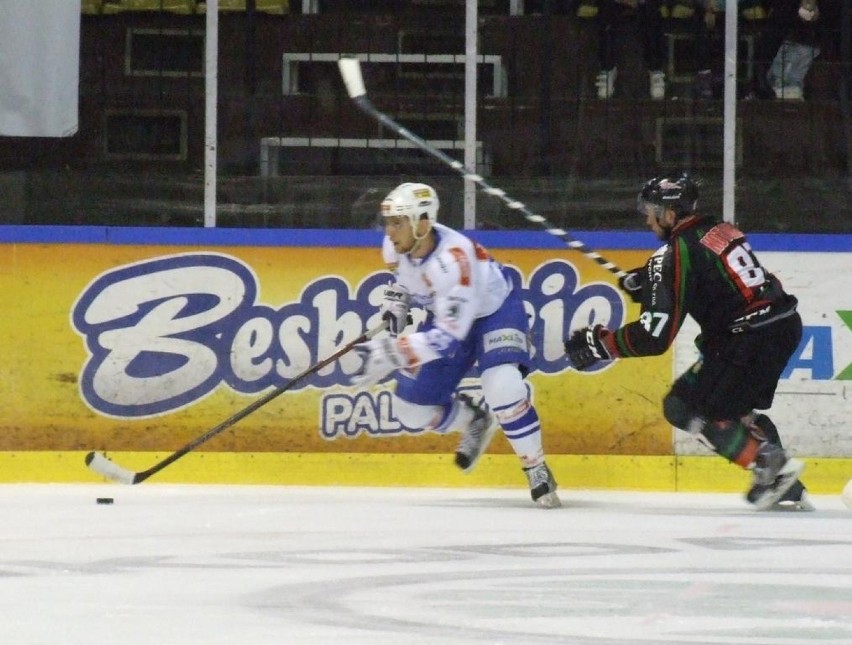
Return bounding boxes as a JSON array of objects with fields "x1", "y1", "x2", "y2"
[
  {"x1": 700, "y1": 419, "x2": 761, "y2": 468},
  {"x1": 494, "y1": 398, "x2": 544, "y2": 468}
]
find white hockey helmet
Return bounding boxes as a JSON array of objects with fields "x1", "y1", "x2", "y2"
[{"x1": 380, "y1": 183, "x2": 440, "y2": 229}]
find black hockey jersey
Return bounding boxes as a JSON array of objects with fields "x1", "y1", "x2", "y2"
[{"x1": 607, "y1": 216, "x2": 798, "y2": 358}]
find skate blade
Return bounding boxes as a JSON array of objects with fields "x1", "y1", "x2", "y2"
[
  {"x1": 771, "y1": 490, "x2": 815, "y2": 512},
  {"x1": 534, "y1": 491, "x2": 562, "y2": 509},
  {"x1": 753, "y1": 459, "x2": 805, "y2": 511},
  {"x1": 771, "y1": 499, "x2": 816, "y2": 512}
]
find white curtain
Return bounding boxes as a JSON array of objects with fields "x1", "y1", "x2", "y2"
[{"x1": 0, "y1": 0, "x2": 81, "y2": 137}]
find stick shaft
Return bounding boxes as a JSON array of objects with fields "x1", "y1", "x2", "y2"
[
  {"x1": 347, "y1": 83, "x2": 625, "y2": 278},
  {"x1": 87, "y1": 322, "x2": 386, "y2": 484}
]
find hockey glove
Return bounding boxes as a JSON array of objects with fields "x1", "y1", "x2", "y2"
[
  {"x1": 617, "y1": 267, "x2": 644, "y2": 303},
  {"x1": 380, "y1": 283, "x2": 411, "y2": 336},
  {"x1": 564, "y1": 324, "x2": 614, "y2": 371},
  {"x1": 350, "y1": 337, "x2": 402, "y2": 387}
]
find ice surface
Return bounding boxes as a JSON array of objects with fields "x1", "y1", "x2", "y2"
[{"x1": 0, "y1": 484, "x2": 850, "y2": 645}]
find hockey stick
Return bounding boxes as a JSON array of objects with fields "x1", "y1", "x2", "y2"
[
  {"x1": 85, "y1": 321, "x2": 387, "y2": 485},
  {"x1": 337, "y1": 56, "x2": 626, "y2": 279}
]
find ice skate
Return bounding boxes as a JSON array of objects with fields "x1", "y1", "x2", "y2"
[
  {"x1": 749, "y1": 478, "x2": 814, "y2": 512},
  {"x1": 453, "y1": 394, "x2": 498, "y2": 473},
  {"x1": 746, "y1": 443, "x2": 805, "y2": 511},
  {"x1": 524, "y1": 462, "x2": 561, "y2": 509},
  {"x1": 774, "y1": 480, "x2": 815, "y2": 511}
]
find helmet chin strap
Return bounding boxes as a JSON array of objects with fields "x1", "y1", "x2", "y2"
[
  {"x1": 404, "y1": 238, "x2": 421, "y2": 255},
  {"x1": 657, "y1": 209, "x2": 692, "y2": 241},
  {"x1": 406, "y1": 219, "x2": 432, "y2": 256},
  {"x1": 653, "y1": 208, "x2": 676, "y2": 241}
]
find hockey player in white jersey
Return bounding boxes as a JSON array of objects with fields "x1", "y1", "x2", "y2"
[{"x1": 349, "y1": 183, "x2": 560, "y2": 508}]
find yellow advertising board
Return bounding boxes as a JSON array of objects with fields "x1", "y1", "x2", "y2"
[
  {"x1": 0, "y1": 239, "x2": 667, "y2": 453},
  {"x1": 2, "y1": 227, "x2": 847, "y2": 493}
]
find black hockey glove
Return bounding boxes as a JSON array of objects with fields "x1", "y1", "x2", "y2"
[
  {"x1": 617, "y1": 267, "x2": 644, "y2": 303},
  {"x1": 564, "y1": 324, "x2": 614, "y2": 371}
]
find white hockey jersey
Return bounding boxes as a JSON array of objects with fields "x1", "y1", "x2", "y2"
[{"x1": 385, "y1": 223, "x2": 512, "y2": 366}]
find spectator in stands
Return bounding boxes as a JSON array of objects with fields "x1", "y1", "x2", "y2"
[
  {"x1": 590, "y1": 0, "x2": 668, "y2": 100},
  {"x1": 693, "y1": 0, "x2": 725, "y2": 99},
  {"x1": 751, "y1": 0, "x2": 823, "y2": 99},
  {"x1": 689, "y1": 0, "x2": 768, "y2": 99}
]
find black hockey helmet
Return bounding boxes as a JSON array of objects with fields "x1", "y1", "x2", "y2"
[{"x1": 637, "y1": 173, "x2": 699, "y2": 220}]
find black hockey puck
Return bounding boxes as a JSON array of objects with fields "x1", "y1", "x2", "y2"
[{"x1": 96, "y1": 497, "x2": 114, "y2": 505}]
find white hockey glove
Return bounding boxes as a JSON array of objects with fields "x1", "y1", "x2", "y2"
[
  {"x1": 350, "y1": 337, "x2": 402, "y2": 387},
  {"x1": 380, "y1": 283, "x2": 411, "y2": 336}
]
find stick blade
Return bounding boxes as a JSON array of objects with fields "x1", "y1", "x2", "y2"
[
  {"x1": 85, "y1": 451, "x2": 137, "y2": 485},
  {"x1": 337, "y1": 56, "x2": 366, "y2": 98}
]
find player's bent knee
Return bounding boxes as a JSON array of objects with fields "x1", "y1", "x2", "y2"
[
  {"x1": 481, "y1": 363, "x2": 535, "y2": 425},
  {"x1": 663, "y1": 393, "x2": 691, "y2": 430},
  {"x1": 393, "y1": 396, "x2": 442, "y2": 430},
  {"x1": 663, "y1": 394, "x2": 710, "y2": 435},
  {"x1": 481, "y1": 363, "x2": 528, "y2": 412}
]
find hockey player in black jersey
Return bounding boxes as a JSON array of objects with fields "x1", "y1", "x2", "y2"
[{"x1": 565, "y1": 173, "x2": 812, "y2": 511}]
